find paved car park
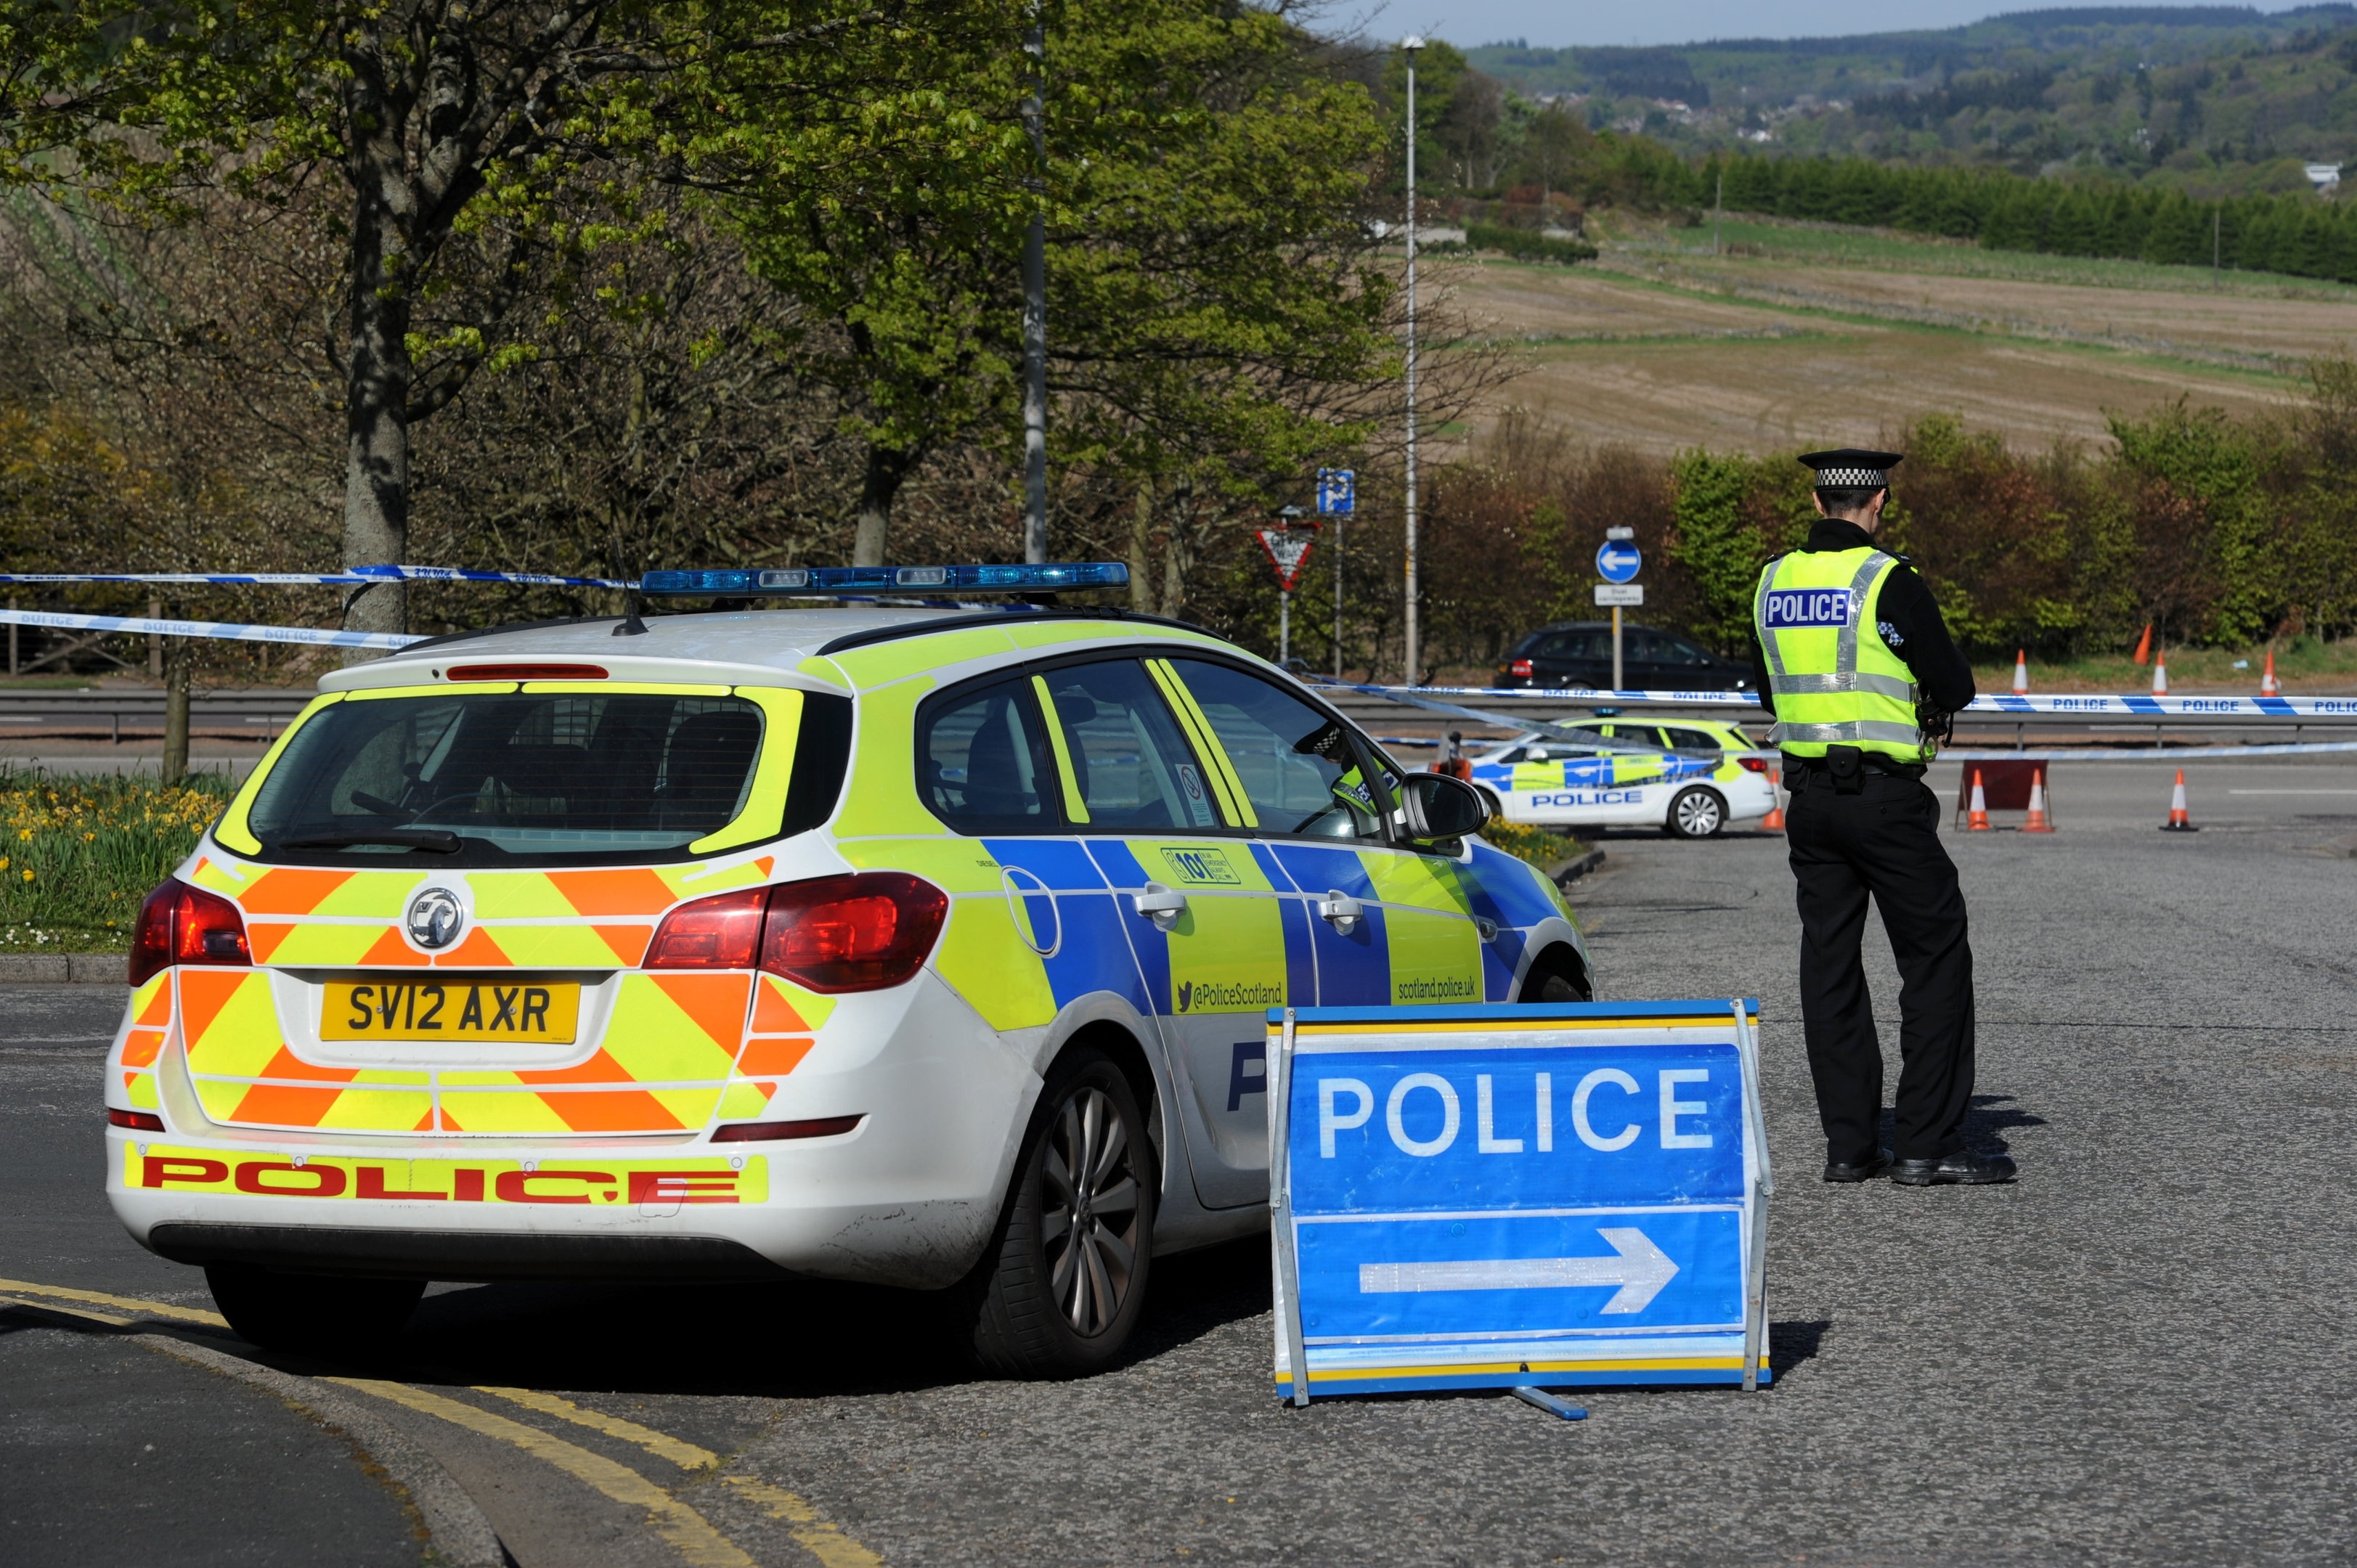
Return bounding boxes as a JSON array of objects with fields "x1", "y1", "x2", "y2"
[{"x1": 5, "y1": 754, "x2": 2353, "y2": 1565}]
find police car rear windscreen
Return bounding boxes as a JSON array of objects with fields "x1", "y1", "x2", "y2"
[{"x1": 245, "y1": 690, "x2": 842, "y2": 866}]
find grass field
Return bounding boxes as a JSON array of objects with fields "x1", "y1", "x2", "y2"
[{"x1": 1441, "y1": 211, "x2": 2357, "y2": 459}]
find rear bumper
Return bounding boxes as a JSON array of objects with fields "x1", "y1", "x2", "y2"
[
  {"x1": 145, "y1": 1222, "x2": 797, "y2": 1283},
  {"x1": 106, "y1": 968, "x2": 1043, "y2": 1291}
]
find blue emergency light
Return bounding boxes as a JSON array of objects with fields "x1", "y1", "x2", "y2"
[{"x1": 640, "y1": 562, "x2": 1128, "y2": 597}]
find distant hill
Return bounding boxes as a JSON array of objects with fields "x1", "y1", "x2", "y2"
[{"x1": 1462, "y1": 5, "x2": 2357, "y2": 197}]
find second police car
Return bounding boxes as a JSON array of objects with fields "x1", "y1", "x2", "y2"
[
  {"x1": 104, "y1": 565, "x2": 1592, "y2": 1376},
  {"x1": 1470, "y1": 718, "x2": 1778, "y2": 838}
]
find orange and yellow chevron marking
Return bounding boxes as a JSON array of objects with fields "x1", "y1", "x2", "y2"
[
  {"x1": 715, "y1": 1081, "x2": 779, "y2": 1119},
  {"x1": 735, "y1": 1037, "x2": 813, "y2": 1077},
  {"x1": 546, "y1": 868, "x2": 677, "y2": 916},
  {"x1": 234, "y1": 867, "x2": 356, "y2": 915},
  {"x1": 753, "y1": 973, "x2": 837, "y2": 1033},
  {"x1": 133, "y1": 976, "x2": 171, "y2": 1028},
  {"x1": 179, "y1": 970, "x2": 279, "y2": 1079},
  {"x1": 597, "y1": 926, "x2": 654, "y2": 966},
  {"x1": 434, "y1": 927, "x2": 510, "y2": 967},
  {"x1": 121, "y1": 1029, "x2": 165, "y2": 1069}
]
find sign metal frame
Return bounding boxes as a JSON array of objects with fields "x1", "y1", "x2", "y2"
[{"x1": 1269, "y1": 1000, "x2": 1772, "y2": 1404}]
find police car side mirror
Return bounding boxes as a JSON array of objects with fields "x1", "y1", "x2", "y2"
[{"x1": 1401, "y1": 772, "x2": 1489, "y2": 843}]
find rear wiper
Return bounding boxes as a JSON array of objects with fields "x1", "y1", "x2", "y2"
[{"x1": 274, "y1": 829, "x2": 462, "y2": 854}]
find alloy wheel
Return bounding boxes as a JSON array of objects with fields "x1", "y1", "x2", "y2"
[
  {"x1": 1673, "y1": 787, "x2": 1725, "y2": 838},
  {"x1": 1041, "y1": 1085, "x2": 1144, "y2": 1336}
]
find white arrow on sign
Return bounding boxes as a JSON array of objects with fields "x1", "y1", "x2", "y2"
[{"x1": 1356, "y1": 1228, "x2": 1680, "y2": 1314}]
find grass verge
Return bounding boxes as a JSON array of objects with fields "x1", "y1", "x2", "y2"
[
  {"x1": 1974, "y1": 637, "x2": 2357, "y2": 693},
  {"x1": 0, "y1": 771, "x2": 232, "y2": 952}
]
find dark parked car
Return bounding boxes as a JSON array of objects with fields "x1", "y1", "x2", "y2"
[{"x1": 1496, "y1": 621, "x2": 1752, "y2": 693}]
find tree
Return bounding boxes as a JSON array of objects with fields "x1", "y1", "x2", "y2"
[
  {"x1": 684, "y1": 0, "x2": 1414, "y2": 573},
  {"x1": 3, "y1": 1, "x2": 972, "y2": 638}
]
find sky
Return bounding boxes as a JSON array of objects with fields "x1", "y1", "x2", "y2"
[{"x1": 1331, "y1": 0, "x2": 2304, "y2": 49}]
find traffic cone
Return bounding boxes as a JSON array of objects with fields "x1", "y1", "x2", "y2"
[
  {"x1": 2261, "y1": 649, "x2": 2281, "y2": 697},
  {"x1": 2022, "y1": 767, "x2": 2054, "y2": 833},
  {"x1": 2160, "y1": 768, "x2": 2198, "y2": 832},
  {"x1": 1762, "y1": 766, "x2": 1786, "y2": 832},
  {"x1": 1967, "y1": 769, "x2": 1991, "y2": 831},
  {"x1": 2151, "y1": 653, "x2": 2168, "y2": 696},
  {"x1": 2012, "y1": 649, "x2": 2030, "y2": 695},
  {"x1": 2132, "y1": 624, "x2": 2152, "y2": 665}
]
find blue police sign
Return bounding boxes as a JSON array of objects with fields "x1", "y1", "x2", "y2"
[
  {"x1": 1267, "y1": 1000, "x2": 1770, "y2": 1403},
  {"x1": 1597, "y1": 540, "x2": 1642, "y2": 583},
  {"x1": 1316, "y1": 468, "x2": 1356, "y2": 516}
]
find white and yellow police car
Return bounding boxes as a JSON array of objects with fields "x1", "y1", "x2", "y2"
[
  {"x1": 105, "y1": 565, "x2": 1592, "y2": 1376},
  {"x1": 1469, "y1": 718, "x2": 1776, "y2": 839}
]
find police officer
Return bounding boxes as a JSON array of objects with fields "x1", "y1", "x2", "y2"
[{"x1": 1749, "y1": 449, "x2": 2015, "y2": 1187}]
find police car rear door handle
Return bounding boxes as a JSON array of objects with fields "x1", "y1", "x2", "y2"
[
  {"x1": 1131, "y1": 882, "x2": 1187, "y2": 930},
  {"x1": 1317, "y1": 891, "x2": 1363, "y2": 932}
]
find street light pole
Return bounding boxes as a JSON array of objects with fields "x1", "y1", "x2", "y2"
[
  {"x1": 1021, "y1": 3, "x2": 1048, "y2": 564},
  {"x1": 1402, "y1": 36, "x2": 1422, "y2": 688}
]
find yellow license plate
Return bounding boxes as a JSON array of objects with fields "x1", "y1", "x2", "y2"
[{"x1": 321, "y1": 980, "x2": 580, "y2": 1044}]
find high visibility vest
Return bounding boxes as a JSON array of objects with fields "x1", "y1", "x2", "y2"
[{"x1": 1753, "y1": 547, "x2": 1927, "y2": 762}]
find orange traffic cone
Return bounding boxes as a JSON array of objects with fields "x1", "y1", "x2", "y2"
[
  {"x1": 2012, "y1": 649, "x2": 2030, "y2": 695},
  {"x1": 2261, "y1": 649, "x2": 2281, "y2": 697},
  {"x1": 1967, "y1": 769, "x2": 1991, "y2": 830},
  {"x1": 2132, "y1": 623, "x2": 2152, "y2": 665},
  {"x1": 1762, "y1": 766, "x2": 1786, "y2": 832},
  {"x1": 2022, "y1": 767, "x2": 2054, "y2": 833},
  {"x1": 2151, "y1": 652, "x2": 2169, "y2": 696},
  {"x1": 2160, "y1": 768, "x2": 2197, "y2": 832}
]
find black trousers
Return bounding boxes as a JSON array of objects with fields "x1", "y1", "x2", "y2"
[{"x1": 1784, "y1": 767, "x2": 1976, "y2": 1162}]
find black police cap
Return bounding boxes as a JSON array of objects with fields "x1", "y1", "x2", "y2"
[{"x1": 1798, "y1": 447, "x2": 1902, "y2": 489}]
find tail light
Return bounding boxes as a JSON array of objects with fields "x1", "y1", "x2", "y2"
[
  {"x1": 108, "y1": 1108, "x2": 166, "y2": 1131},
  {"x1": 1510, "y1": 658, "x2": 1534, "y2": 678},
  {"x1": 129, "y1": 878, "x2": 251, "y2": 987},
  {"x1": 647, "y1": 873, "x2": 948, "y2": 993},
  {"x1": 1736, "y1": 756, "x2": 1769, "y2": 773},
  {"x1": 644, "y1": 888, "x2": 768, "y2": 968},
  {"x1": 763, "y1": 873, "x2": 948, "y2": 992}
]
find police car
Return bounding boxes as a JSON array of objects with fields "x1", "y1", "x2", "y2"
[
  {"x1": 1469, "y1": 718, "x2": 1776, "y2": 838},
  {"x1": 104, "y1": 565, "x2": 1591, "y2": 1376}
]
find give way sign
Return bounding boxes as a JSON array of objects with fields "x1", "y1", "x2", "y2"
[{"x1": 1255, "y1": 528, "x2": 1316, "y2": 590}]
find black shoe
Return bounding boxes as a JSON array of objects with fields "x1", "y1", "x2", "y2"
[
  {"x1": 1822, "y1": 1151, "x2": 1890, "y2": 1183},
  {"x1": 1889, "y1": 1150, "x2": 2017, "y2": 1186}
]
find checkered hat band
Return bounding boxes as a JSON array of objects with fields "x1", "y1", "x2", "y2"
[{"x1": 1812, "y1": 467, "x2": 1886, "y2": 487}]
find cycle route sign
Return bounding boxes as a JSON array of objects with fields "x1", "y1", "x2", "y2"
[{"x1": 1267, "y1": 999, "x2": 1771, "y2": 1402}]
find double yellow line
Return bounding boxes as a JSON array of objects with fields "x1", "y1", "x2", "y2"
[{"x1": 0, "y1": 1277, "x2": 882, "y2": 1568}]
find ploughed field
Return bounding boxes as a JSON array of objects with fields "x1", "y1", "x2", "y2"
[{"x1": 1442, "y1": 215, "x2": 2357, "y2": 457}]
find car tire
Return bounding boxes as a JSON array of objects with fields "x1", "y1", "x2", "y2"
[
  {"x1": 1666, "y1": 785, "x2": 1726, "y2": 840},
  {"x1": 956, "y1": 1047, "x2": 1156, "y2": 1379},
  {"x1": 203, "y1": 1263, "x2": 424, "y2": 1356},
  {"x1": 1518, "y1": 945, "x2": 1592, "y2": 1003}
]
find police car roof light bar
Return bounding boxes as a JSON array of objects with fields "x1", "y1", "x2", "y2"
[{"x1": 640, "y1": 563, "x2": 1128, "y2": 597}]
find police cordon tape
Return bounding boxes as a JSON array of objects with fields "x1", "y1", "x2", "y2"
[
  {"x1": 1327, "y1": 679, "x2": 2357, "y2": 720},
  {"x1": 0, "y1": 563, "x2": 636, "y2": 589},
  {"x1": 0, "y1": 606, "x2": 420, "y2": 651}
]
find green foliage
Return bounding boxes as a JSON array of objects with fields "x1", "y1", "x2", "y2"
[
  {"x1": 1422, "y1": 360, "x2": 2357, "y2": 674},
  {"x1": 1478, "y1": 820, "x2": 1584, "y2": 870},
  {"x1": 1462, "y1": 220, "x2": 1596, "y2": 263},
  {"x1": 0, "y1": 772, "x2": 235, "y2": 949}
]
